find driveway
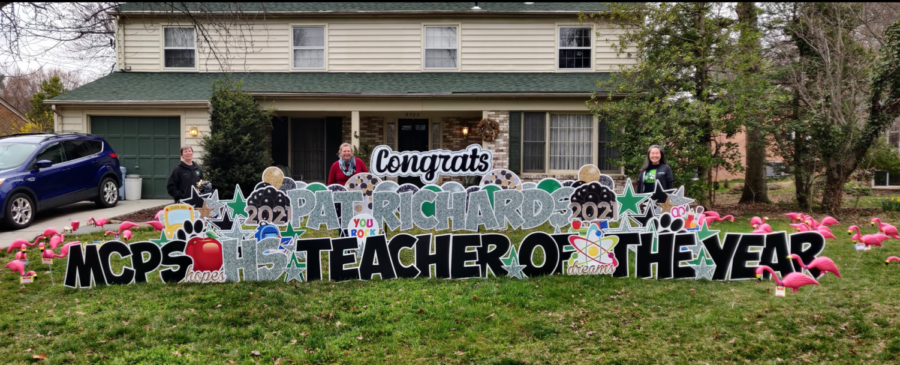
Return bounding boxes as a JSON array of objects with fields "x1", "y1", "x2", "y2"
[{"x1": 1, "y1": 199, "x2": 170, "y2": 249}]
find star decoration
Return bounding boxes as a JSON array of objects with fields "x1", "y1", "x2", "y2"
[
  {"x1": 606, "y1": 215, "x2": 645, "y2": 234},
  {"x1": 501, "y1": 246, "x2": 526, "y2": 279},
  {"x1": 284, "y1": 253, "x2": 306, "y2": 282},
  {"x1": 180, "y1": 187, "x2": 208, "y2": 208},
  {"x1": 667, "y1": 186, "x2": 695, "y2": 206},
  {"x1": 694, "y1": 256, "x2": 716, "y2": 280},
  {"x1": 695, "y1": 221, "x2": 719, "y2": 242},
  {"x1": 196, "y1": 201, "x2": 215, "y2": 219},
  {"x1": 224, "y1": 185, "x2": 248, "y2": 219},
  {"x1": 216, "y1": 217, "x2": 247, "y2": 241},
  {"x1": 658, "y1": 197, "x2": 676, "y2": 215},
  {"x1": 281, "y1": 222, "x2": 305, "y2": 240},
  {"x1": 616, "y1": 179, "x2": 650, "y2": 216},
  {"x1": 686, "y1": 241, "x2": 705, "y2": 257},
  {"x1": 150, "y1": 231, "x2": 170, "y2": 246},
  {"x1": 631, "y1": 203, "x2": 657, "y2": 227},
  {"x1": 209, "y1": 209, "x2": 235, "y2": 231},
  {"x1": 649, "y1": 180, "x2": 675, "y2": 205},
  {"x1": 353, "y1": 241, "x2": 366, "y2": 258},
  {"x1": 203, "y1": 190, "x2": 226, "y2": 212}
]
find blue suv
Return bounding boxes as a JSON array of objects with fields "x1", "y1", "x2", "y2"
[{"x1": 0, "y1": 133, "x2": 122, "y2": 230}]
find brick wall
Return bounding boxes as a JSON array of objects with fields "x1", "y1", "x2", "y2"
[
  {"x1": 359, "y1": 116, "x2": 384, "y2": 147},
  {"x1": 483, "y1": 111, "x2": 509, "y2": 170},
  {"x1": 342, "y1": 117, "x2": 351, "y2": 144},
  {"x1": 0, "y1": 104, "x2": 25, "y2": 136},
  {"x1": 440, "y1": 116, "x2": 481, "y2": 151}
]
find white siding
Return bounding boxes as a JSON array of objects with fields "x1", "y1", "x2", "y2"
[{"x1": 118, "y1": 17, "x2": 634, "y2": 73}]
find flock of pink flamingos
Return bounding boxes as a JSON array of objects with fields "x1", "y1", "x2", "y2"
[
  {"x1": 5, "y1": 215, "x2": 164, "y2": 281},
  {"x1": 3, "y1": 210, "x2": 900, "y2": 294}
]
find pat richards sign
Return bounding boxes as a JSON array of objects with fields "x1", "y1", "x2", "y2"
[{"x1": 62, "y1": 146, "x2": 827, "y2": 288}]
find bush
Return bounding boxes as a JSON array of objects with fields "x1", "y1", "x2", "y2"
[
  {"x1": 843, "y1": 181, "x2": 872, "y2": 208},
  {"x1": 882, "y1": 197, "x2": 900, "y2": 212},
  {"x1": 200, "y1": 78, "x2": 274, "y2": 198}
]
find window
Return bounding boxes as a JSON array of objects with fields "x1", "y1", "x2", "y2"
[
  {"x1": 550, "y1": 114, "x2": 593, "y2": 170},
  {"x1": 163, "y1": 27, "x2": 196, "y2": 68},
  {"x1": 424, "y1": 26, "x2": 458, "y2": 69},
  {"x1": 63, "y1": 140, "x2": 101, "y2": 160},
  {"x1": 597, "y1": 116, "x2": 618, "y2": 171},
  {"x1": 558, "y1": 26, "x2": 591, "y2": 69},
  {"x1": 873, "y1": 121, "x2": 900, "y2": 187},
  {"x1": 34, "y1": 143, "x2": 65, "y2": 166},
  {"x1": 521, "y1": 113, "x2": 600, "y2": 172},
  {"x1": 292, "y1": 26, "x2": 325, "y2": 69},
  {"x1": 523, "y1": 112, "x2": 546, "y2": 172},
  {"x1": 385, "y1": 122, "x2": 396, "y2": 148}
]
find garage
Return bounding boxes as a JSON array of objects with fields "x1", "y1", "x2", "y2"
[{"x1": 90, "y1": 116, "x2": 182, "y2": 199}]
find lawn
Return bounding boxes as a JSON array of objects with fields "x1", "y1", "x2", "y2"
[{"x1": 2, "y1": 212, "x2": 900, "y2": 364}]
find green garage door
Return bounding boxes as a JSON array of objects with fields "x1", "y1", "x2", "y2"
[{"x1": 91, "y1": 116, "x2": 181, "y2": 199}]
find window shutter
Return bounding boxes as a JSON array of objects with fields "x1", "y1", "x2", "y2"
[{"x1": 508, "y1": 111, "x2": 522, "y2": 174}]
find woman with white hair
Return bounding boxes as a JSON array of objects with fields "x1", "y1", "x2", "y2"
[{"x1": 327, "y1": 143, "x2": 368, "y2": 185}]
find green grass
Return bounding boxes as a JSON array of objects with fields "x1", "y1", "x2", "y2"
[{"x1": 2, "y1": 216, "x2": 900, "y2": 364}]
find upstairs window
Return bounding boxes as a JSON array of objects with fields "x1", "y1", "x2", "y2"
[
  {"x1": 164, "y1": 27, "x2": 196, "y2": 68},
  {"x1": 293, "y1": 26, "x2": 325, "y2": 69},
  {"x1": 558, "y1": 26, "x2": 591, "y2": 69},
  {"x1": 424, "y1": 26, "x2": 458, "y2": 69}
]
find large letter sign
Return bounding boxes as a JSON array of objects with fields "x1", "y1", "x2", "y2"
[{"x1": 61, "y1": 147, "x2": 830, "y2": 289}]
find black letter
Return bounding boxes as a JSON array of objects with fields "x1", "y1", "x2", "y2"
[
  {"x1": 99, "y1": 241, "x2": 135, "y2": 285},
  {"x1": 477, "y1": 234, "x2": 510, "y2": 277},
  {"x1": 450, "y1": 234, "x2": 481, "y2": 279},
  {"x1": 703, "y1": 234, "x2": 739, "y2": 280},
  {"x1": 790, "y1": 232, "x2": 825, "y2": 277},
  {"x1": 415, "y1": 234, "x2": 450, "y2": 278},
  {"x1": 130, "y1": 242, "x2": 163, "y2": 284},
  {"x1": 359, "y1": 235, "x2": 396, "y2": 280},
  {"x1": 636, "y1": 233, "x2": 674, "y2": 279},
  {"x1": 64, "y1": 243, "x2": 107, "y2": 288},
  {"x1": 295, "y1": 238, "x2": 333, "y2": 281},
  {"x1": 389, "y1": 234, "x2": 421, "y2": 279},
  {"x1": 160, "y1": 241, "x2": 192, "y2": 283},
  {"x1": 329, "y1": 237, "x2": 361, "y2": 282},
  {"x1": 520, "y1": 232, "x2": 559, "y2": 277},
  {"x1": 730, "y1": 234, "x2": 765, "y2": 280}
]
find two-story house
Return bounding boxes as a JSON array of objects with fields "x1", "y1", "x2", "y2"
[{"x1": 47, "y1": 2, "x2": 635, "y2": 199}]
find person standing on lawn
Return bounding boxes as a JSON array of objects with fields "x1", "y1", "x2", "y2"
[
  {"x1": 167, "y1": 145, "x2": 204, "y2": 202},
  {"x1": 637, "y1": 144, "x2": 674, "y2": 193},
  {"x1": 328, "y1": 142, "x2": 368, "y2": 186}
]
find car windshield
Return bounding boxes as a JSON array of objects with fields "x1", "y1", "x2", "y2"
[{"x1": 0, "y1": 142, "x2": 37, "y2": 170}]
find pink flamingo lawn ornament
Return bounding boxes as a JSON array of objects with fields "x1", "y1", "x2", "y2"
[
  {"x1": 40, "y1": 243, "x2": 54, "y2": 262},
  {"x1": 52, "y1": 242, "x2": 81, "y2": 258},
  {"x1": 703, "y1": 211, "x2": 735, "y2": 224},
  {"x1": 146, "y1": 221, "x2": 164, "y2": 232},
  {"x1": 752, "y1": 223, "x2": 774, "y2": 234},
  {"x1": 870, "y1": 218, "x2": 899, "y2": 239},
  {"x1": 886, "y1": 256, "x2": 900, "y2": 265},
  {"x1": 821, "y1": 216, "x2": 840, "y2": 227},
  {"x1": 790, "y1": 223, "x2": 811, "y2": 232},
  {"x1": 154, "y1": 210, "x2": 164, "y2": 221},
  {"x1": 848, "y1": 226, "x2": 864, "y2": 242},
  {"x1": 860, "y1": 234, "x2": 890, "y2": 249},
  {"x1": 755, "y1": 265, "x2": 819, "y2": 293},
  {"x1": 787, "y1": 254, "x2": 841, "y2": 278},
  {"x1": 71, "y1": 220, "x2": 80, "y2": 232},
  {"x1": 5, "y1": 261, "x2": 36, "y2": 279},
  {"x1": 815, "y1": 226, "x2": 836, "y2": 239},
  {"x1": 803, "y1": 215, "x2": 820, "y2": 229},
  {"x1": 87, "y1": 217, "x2": 109, "y2": 229},
  {"x1": 117, "y1": 221, "x2": 139, "y2": 235},
  {"x1": 122, "y1": 230, "x2": 133, "y2": 242},
  {"x1": 750, "y1": 216, "x2": 768, "y2": 228},
  {"x1": 785, "y1": 213, "x2": 804, "y2": 223},
  {"x1": 41, "y1": 227, "x2": 60, "y2": 239},
  {"x1": 5, "y1": 239, "x2": 31, "y2": 253}
]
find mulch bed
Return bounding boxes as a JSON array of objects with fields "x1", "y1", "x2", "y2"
[{"x1": 109, "y1": 205, "x2": 168, "y2": 224}]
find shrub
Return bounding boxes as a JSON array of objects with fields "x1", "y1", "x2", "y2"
[
  {"x1": 200, "y1": 78, "x2": 274, "y2": 198},
  {"x1": 882, "y1": 197, "x2": 900, "y2": 212},
  {"x1": 843, "y1": 181, "x2": 872, "y2": 208}
]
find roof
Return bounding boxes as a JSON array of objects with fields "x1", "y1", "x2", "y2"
[
  {"x1": 48, "y1": 72, "x2": 613, "y2": 103},
  {"x1": 116, "y1": 2, "x2": 618, "y2": 15},
  {"x1": 0, "y1": 96, "x2": 28, "y2": 122}
]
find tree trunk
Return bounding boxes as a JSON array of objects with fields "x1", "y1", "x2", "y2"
[
  {"x1": 820, "y1": 167, "x2": 849, "y2": 214},
  {"x1": 736, "y1": 2, "x2": 769, "y2": 204}
]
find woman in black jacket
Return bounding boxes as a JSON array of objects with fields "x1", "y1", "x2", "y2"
[
  {"x1": 167, "y1": 146, "x2": 204, "y2": 202},
  {"x1": 637, "y1": 144, "x2": 674, "y2": 193}
]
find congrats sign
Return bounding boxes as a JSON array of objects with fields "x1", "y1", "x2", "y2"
[{"x1": 62, "y1": 146, "x2": 827, "y2": 288}]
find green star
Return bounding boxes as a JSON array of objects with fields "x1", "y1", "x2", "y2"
[
  {"x1": 617, "y1": 178, "x2": 650, "y2": 216},
  {"x1": 686, "y1": 250, "x2": 715, "y2": 266},
  {"x1": 282, "y1": 222, "x2": 305, "y2": 239},
  {"x1": 150, "y1": 231, "x2": 170, "y2": 246},
  {"x1": 225, "y1": 185, "x2": 248, "y2": 219},
  {"x1": 695, "y1": 221, "x2": 719, "y2": 242}
]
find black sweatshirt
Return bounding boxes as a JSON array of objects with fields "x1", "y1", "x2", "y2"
[
  {"x1": 166, "y1": 161, "x2": 204, "y2": 202},
  {"x1": 638, "y1": 163, "x2": 674, "y2": 193}
]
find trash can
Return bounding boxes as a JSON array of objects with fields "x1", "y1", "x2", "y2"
[
  {"x1": 125, "y1": 174, "x2": 143, "y2": 200},
  {"x1": 119, "y1": 166, "x2": 127, "y2": 200}
]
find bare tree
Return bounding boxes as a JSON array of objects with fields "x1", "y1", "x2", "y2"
[{"x1": 1, "y1": 67, "x2": 81, "y2": 113}]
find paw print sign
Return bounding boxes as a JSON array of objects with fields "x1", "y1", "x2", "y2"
[{"x1": 177, "y1": 219, "x2": 223, "y2": 272}]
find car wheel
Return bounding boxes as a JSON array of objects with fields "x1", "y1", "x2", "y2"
[
  {"x1": 95, "y1": 177, "x2": 119, "y2": 208},
  {"x1": 3, "y1": 193, "x2": 35, "y2": 229}
]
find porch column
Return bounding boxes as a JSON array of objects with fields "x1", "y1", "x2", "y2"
[{"x1": 351, "y1": 111, "x2": 360, "y2": 150}]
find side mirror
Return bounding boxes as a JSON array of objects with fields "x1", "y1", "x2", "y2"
[{"x1": 35, "y1": 160, "x2": 52, "y2": 169}]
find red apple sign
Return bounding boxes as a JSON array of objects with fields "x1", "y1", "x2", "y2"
[{"x1": 184, "y1": 237, "x2": 223, "y2": 272}]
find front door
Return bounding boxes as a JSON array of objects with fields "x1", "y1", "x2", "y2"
[{"x1": 397, "y1": 119, "x2": 429, "y2": 187}]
